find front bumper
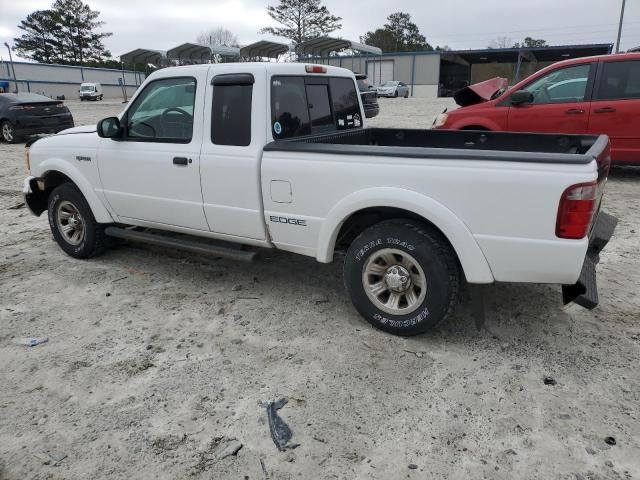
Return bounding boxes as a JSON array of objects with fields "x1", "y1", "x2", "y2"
[
  {"x1": 23, "y1": 176, "x2": 47, "y2": 216},
  {"x1": 562, "y1": 211, "x2": 618, "y2": 309}
]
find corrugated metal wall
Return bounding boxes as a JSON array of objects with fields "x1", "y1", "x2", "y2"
[
  {"x1": 0, "y1": 61, "x2": 144, "y2": 99},
  {"x1": 327, "y1": 53, "x2": 441, "y2": 98}
]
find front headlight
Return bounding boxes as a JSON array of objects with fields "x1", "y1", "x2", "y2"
[
  {"x1": 433, "y1": 113, "x2": 448, "y2": 128},
  {"x1": 24, "y1": 147, "x2": 31, "y2": 173}
]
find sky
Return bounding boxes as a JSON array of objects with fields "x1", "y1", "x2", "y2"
[{"x1": 0, "y1": 0, "x2": 639, "y2": 61}]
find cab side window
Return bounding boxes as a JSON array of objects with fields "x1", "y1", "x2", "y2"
[
  {"x1": 596, "y1": 60, "x2": 640, "y2": 100},
  {"x1": 522, "y1": 64, "x2": 592, "y2": 104},
  {"x1": 212, "y1": 74, "x2": 253, "y2": 146},
  {"x1": 126, "y1": 77, "x2": 196, "y2": 142}
]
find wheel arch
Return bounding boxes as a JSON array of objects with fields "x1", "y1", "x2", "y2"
[
  {"x1": 32, "y1": 160, "x2": 113, "y2": 223},
  {"x1": 316, "y1": 187, "x2": 494, "y2": 284}
]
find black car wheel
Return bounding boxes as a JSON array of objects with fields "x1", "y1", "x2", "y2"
[
  {"x1": 47, "y1": 183, "x2": 106, "y2": 259},
  {"x1": 344, "y1": 219, "x2": 460, "y2": 336},
  {"x1": 1, "y1": 120, "x2": 17, "y2": 143}
]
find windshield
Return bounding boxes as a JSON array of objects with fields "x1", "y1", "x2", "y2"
[
  {"x1": 81, "y1": 86, "x2": 95, "y2": 91},
  {"x1": 382, "y1": 81, "x2": 398, "y2": 87}
]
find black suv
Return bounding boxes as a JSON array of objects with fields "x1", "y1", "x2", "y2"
[{"x1": 355, "y1": 74, "x2": 379, "y2": 118}]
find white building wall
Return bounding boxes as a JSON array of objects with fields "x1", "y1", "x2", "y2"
[{"x1": 1, "y1": 61, "x2": 144, "y2": 99}]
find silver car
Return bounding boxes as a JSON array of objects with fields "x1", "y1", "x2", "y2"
[{"x1": 376, "y1": 81, "x2": 410, "y2": 98}]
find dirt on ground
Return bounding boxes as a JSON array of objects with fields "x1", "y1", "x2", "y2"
[{"x1": 0, "y1": 98, "x2": 639, "y2": 480}]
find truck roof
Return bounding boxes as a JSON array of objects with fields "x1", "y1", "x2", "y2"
[{"x1": 148, "y1": 62, "x2": 355, "y2": 81}]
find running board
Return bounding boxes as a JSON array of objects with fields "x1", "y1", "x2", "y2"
[{"x1": 104, "y1": 226, "x2": 256, "y2": 262}]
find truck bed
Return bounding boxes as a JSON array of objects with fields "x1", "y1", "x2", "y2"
[{"x1": 264, "y1": 128, "x2": 608, "y2": 165}]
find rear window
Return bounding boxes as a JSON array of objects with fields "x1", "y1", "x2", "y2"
[
  {"x1": 271, "y1": 76, "x2": 362, "y2": 139},
  {"x1": 596, "y1": 60, "x2": 640, "y2": 100}
]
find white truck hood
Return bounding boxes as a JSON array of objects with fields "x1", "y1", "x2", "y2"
[{"x1": 58, "y1": 125, "x2": 97, "y2": 135}]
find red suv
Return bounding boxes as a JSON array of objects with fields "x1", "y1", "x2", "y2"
[{"x1": 434, "y1": 53, "x2": 640, "y2": 164}]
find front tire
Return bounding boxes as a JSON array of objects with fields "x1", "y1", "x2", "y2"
[
  {"x1": 344, "y1": 220, "x2": 459, "y2": 336},
  {"x1": 47, "y1": 183, "x2": 106, "y2": 259}
]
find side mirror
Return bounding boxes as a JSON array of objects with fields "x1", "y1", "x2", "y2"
[
  {"x1": 510, "y1": 90, "x2": 534, "y2": 106},
  {"x1": 97, "y1": 117, "x2": 122, "y2": 138}
]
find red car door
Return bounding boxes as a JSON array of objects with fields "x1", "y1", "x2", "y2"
[
  {"x1": 589, "y1": 59, "x2": 640, "y2": 164},
  {"x1": 506, "y1": 63, "x2": 595, "y2": 134}
]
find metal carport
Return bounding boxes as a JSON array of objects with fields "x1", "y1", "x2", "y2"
[
  {"x1": 120, "y1": 48, "x2": 167, "y2": 67},
  {"x1": 240, "y1": 40, "x2": 289, "y2": 60},
  {"x1": 166, "y1": 43, "x2": 240, "y2": 64}
]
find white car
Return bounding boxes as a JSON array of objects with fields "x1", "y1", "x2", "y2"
[
  {"x1": 376, "y1": 81, "x2": 410, "y2": 98},
  {"x1": 23, "y1": 63, "x2": 616, "y2": 336}
]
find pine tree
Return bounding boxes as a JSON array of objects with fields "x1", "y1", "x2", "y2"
[
  {"x1": 260, "y1": 0, "x2": 342, "y2": 45},
  {"x1": 13, "y1": 0, "x2": 112, "y2": 65},
  {"x1": 13, "y1": 10, "x2": 62, "y2": 64},
  {"x1": 52, "y1": 0, "x2": 112, "y2": 64}
]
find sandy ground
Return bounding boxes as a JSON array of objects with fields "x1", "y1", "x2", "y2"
[{"x1": 1, "y1": 97, "x2": 639, "y2": 480}]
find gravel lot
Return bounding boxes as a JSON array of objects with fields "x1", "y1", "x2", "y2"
[{"x1": 0, "y1": 97, "x2": 639, "y2": 480}]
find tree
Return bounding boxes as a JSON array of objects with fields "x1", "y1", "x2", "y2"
[
  {"x1": 13, "y1": 10, "x2": 62, "y2": 64},
  {"x1": 196, "y1": 27, "x2": 239, "y2": 48},
  {"x1": 490, "y1": 36, "x2": 548, "y2": 49},
  {"x1": 52, "y1": 0, "x2": 112, "y2": 64},
  {"x1": 514, "y1": 37, "x2": 548, "y2": 48},
  {"x1": 362, "y1": 12, "x2": 432, "y2": 52},
  {"x1": 13, "y1": 0, "x2": 112, "y2": 65},
  {"x1": 260, "y1": 0, "x2": 342, "y2": 45},
  {"x1": 360, "y1": 28, "x2": 397, "y2": 52},
  {"x1": 488, "y1": 36, "x2": 513, "y2": 49}
]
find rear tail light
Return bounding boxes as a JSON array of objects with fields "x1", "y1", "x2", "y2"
[
  {"x1": 556, "y1": 181, "x2": 599, "y2": 239},
  {"x1": 305, "y1": 65, "x2": 327, "y2": 74}
]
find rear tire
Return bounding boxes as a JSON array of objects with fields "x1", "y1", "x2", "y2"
[
  {"x1": 394, "y1": 91, "x2": 398, "y2": 98},
  {"x1": 1, "y1": 120, "x2": 17, "y2": 143},
  {"x1": 47, "y1": 183, "x2": 106, "y2": 259},
  {"x1": 344, "y1": 219, "x2": 460, "y2": 336}
]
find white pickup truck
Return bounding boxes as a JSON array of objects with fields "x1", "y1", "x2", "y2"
[{"x1": 23, "y1": 63, "x2": 617, "y2": 336}]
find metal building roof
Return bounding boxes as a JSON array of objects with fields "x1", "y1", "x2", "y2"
[
  {"x1": 166, "y1": 43, "x2": 240, "y2": 61},
  {"x1": 444, "y1": 43, "x2": 613, "y2": 64},
  {"x1": 120, "y1": 48, "x2": 166, "y2": 65},
  {"x1": 240, "y1": 40, "x2": 289, "y2": 58},
  {"x1": 295, "y1": 37, "x2": 382, "y2": 57}
]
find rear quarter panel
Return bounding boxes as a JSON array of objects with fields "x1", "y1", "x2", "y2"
[{"x1": 261, "y1": 151, "x2": 598, "y2": 284}]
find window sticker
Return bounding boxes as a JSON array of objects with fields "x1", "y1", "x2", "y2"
[{"x1": 273, "y1": 121, "x2": 282, "y2": 135}]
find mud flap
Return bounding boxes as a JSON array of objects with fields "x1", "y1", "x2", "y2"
[{"x1": 562, "y1": 211, "x2": 618, "y2": 309}]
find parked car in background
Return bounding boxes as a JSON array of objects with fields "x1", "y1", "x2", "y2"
[
  {"x1": 377, "y1": 81, "x2": 410, "y2": 98},
  {"x1": 355, "y1": 74, "x2": 379, "y2": 118},
  {"x1": 0, "y1": 93, "x2": 74, "y2": 143},
  {"x1": 79, "y1": 82, "x2": 103, "y2": 101},
  {"x1": 434, "y1": 52, "x2": 640, "y2": 164}
]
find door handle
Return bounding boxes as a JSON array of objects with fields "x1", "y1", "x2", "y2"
[
  {"x1": 565, "y1": 108, "x2": 585, "y2": 114},
  {"x1": 173, "y1": 157, "x2": 190, "y2": 166},
  {"x1": 594, "y1": 107, "x2": 616, "y2": 113}
]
